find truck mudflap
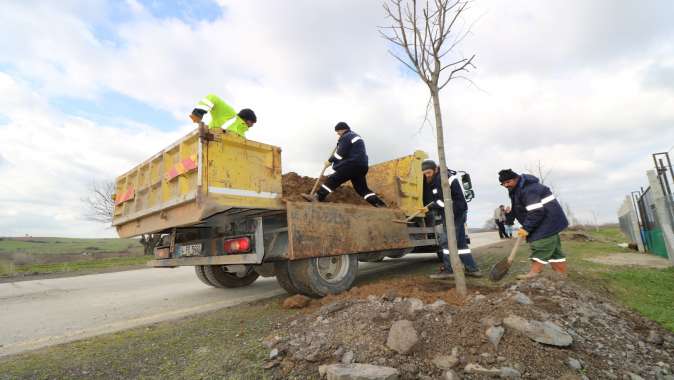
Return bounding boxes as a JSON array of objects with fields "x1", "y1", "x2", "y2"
[{"x1": 285, "y1": 201, "x2": 413, "y2": 260}]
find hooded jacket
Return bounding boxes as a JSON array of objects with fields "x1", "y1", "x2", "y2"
[
  {"x1": 423, "y1": 169, "x2": 467, "y2": 221},
  {"x1": 508, "y1": 174, "x2": 568, "y2": 242},
  {"x1": 328, "y1": 130, "x2": 368, "y2": 170}
]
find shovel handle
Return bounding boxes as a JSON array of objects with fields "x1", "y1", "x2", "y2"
[
  {"x1": 309, "y1": 146, "x2": 338, "y2": 196},
  {"x1": 506, "y1": 236, "x2": 522, "y2": 265}
]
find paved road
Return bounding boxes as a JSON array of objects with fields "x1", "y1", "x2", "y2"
[{"x1": 0, "y1": 232, "x2": 500, "y2": 357}]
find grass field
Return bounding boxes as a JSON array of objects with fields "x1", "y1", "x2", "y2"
[
  {"x1": 0, "y1": 227, "x2": 672, "y2": 379},
  {"x1": 0, "y1": 237, "x2": 145, "y2": 278},
  {"x1": 0, "y1": 237, "x2": 142, "y2": 255}
]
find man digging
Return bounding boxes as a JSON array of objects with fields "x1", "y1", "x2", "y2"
[{"x1": 498, "y1": 169, "x2": 569, "y2": 279}]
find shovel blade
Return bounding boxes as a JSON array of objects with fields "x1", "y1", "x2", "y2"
[{"x1": 489, "y1": 257, "x2": 511, "y2": 282}]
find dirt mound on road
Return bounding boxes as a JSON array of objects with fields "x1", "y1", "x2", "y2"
[
  {"x1": 264, "y1": 275, "x2": 674, "y2": 379},
  {"x1": 281, "y1": 172, "x2": 372, "y2": 206}
]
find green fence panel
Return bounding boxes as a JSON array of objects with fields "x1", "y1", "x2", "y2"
[{"x1": 647, "y1": 229, "x2": 668, "y2": 258}]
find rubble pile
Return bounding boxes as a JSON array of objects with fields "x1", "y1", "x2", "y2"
[{"x1": 263, "y1": 276, "x2": 674, "y2": 379}]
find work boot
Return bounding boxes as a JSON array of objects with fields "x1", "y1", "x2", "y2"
[
  {"x1": 550, "y1": 261, "x2": 568, "y2": 279},
  {"x1": 466, "y1": 270, "x2": 484, "y2": 278},
  {"x1": 366, "y1": 195, "x2": 387, "y2": 208},
  {"x1": 516, "y1": 261, "x2": 544, "y2": 280}
]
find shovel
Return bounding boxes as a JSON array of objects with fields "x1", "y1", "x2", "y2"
[
  {"x1": 301, "y1": 147, "x2": 337, "y2": 202},
  {"x1": 489, "y1": 236, "x2": 522, "y2": 281},
  {"x1": 392, "y1": 202, "x2": 435, "y2": 224}
]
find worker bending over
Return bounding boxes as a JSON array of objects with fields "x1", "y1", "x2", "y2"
[
  {"x1": 498, "y1": 169, "x2": 569, "y2": 279},
  {"x1": 189, "y1": 94, "x2": 256, "y2": 138},
  {"x1": 304, "y1": 122, "x2": 386, "y2": 207}
]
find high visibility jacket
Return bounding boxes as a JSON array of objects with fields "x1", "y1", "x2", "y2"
[
  {"x1": 328, "y1": 130, "x2": 368, "y2": 170},
  {"x1": 508, "y1": 174, "x2": 568, "y2": 242},
  {"x1": 194, "y1": 94, "x2": 249, "y2": 137},
  {"x1": 422, "y1": 169, "x2": 467, "y2": 221}
]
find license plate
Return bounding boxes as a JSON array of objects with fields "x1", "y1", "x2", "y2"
[{"x1": 178, "y1": 243, "x2": 202, "y2": 257}]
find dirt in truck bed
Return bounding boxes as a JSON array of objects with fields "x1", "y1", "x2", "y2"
[{"x1": 282, "y1": 172, "x2": 387, "y2": 206}]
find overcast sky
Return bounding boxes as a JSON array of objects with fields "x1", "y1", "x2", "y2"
[{"x1": 1, "y1": 0, "x2": 673, "y2": 237}]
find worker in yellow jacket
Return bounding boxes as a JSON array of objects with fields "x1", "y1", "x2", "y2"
[{"x1": 189, "y1": 94, "x2": 257, "y2": 138}]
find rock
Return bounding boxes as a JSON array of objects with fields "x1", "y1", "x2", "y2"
[
  {"x1": 464, "y1": 363, "x2": 501, "y2": 376},
  {"x1": 269, "y1": 348, "x2": 279, "y2": 360},
  {"x1": 443, "y1": 369, "x2": 460, "y2": 380},
  {"x1": 512, "y1": 292, "x2": 532, "y2": 305},
  {"x1": 432, "y1": 348, "x2": 460, "y2": 370},
  {"x1": 503, "y1": 315, "x2": 573, "y2": 347},
  {"x1": 333, "y1": 346, "x2": 345, "y2": 359},
  {"x1": 319, "y1": 364, "x2": 329, "y2": 377},
  {"x1": 647, "y1": 330, "x2": 664, "y2": 345},
  {"x1": 367, "y1": 295, "x2": 379, "y2": 302},
  {"x1": 626, "y1": 373, "x2": 645, "y2": 380},
  {"x1": 262, "y1": 335, "x2": 281, "y2": 349},
  {"x1": 406, "y1": 298, "x2": 425, "y2": 314},
  {"x1": 486, "y1": 326, "x2": 505, "y2": 350},
  {"x1": 320, "y1": 300, "x2": 352, "y2": 316},
  {"x1": 474, "y1": 294, "x2": 487, "y2": 302},
  {"x1": 567, "y1": 357, "x2": 582, "y2": 370},
  {"x1": 499, "y1": 367, "x2": 521, "y2": 379},
  {"x1": 323, "y1": 363, "x2": 400, "y2": 380},
  {"x1": 481, "y1": 316, "x2": 502, "y2": 327},
  {"x1": 341, "y1": 350, "x2": 354, "y2": 364},
  {"x1": 282, "y1": 294, "x2": 312, "y2": 309},
  {"x1": 497, "y1": 356, "x2": 506, "y2": 363},
  {"x1": 427, "y1": 299, "x2": 448, "y2": 311},
  {"x1": 382, "y1": 290, "x2": 398, "y2": 301},
  {"x1": 386, "y1": 320, "x2": 418, "y2": 354}
]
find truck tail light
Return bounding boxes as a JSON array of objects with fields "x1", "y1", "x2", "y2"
[
  {"x1": 154, "y1": 247, "x2": 170, "y2": 259},
  {"x1": 223, "y1": 237, "x2": 251, "y2": 254}
]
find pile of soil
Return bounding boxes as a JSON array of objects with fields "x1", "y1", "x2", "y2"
[
  {"x1": 263, "y1": 276, "x2": 674, "y2": 379},
  {"x1": 281, "y1": 172, "x2": 372, "y2": 206}
]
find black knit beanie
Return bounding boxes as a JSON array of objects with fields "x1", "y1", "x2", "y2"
[
  {"x1": 191, "y1": 108, "x2": 207, "y2": 118},
  {"x1": 334, "y1": 122, "x2": 350, "y2": 131},
  {"x1": 498, "y1": 169, "x2": 519, "y2": 183},
  {"x1": 421, "y1": 159, "x2": 437, "y2": 171},
  {"x1": 238, "y1": 108, "x2": 257, "y2": 123}
]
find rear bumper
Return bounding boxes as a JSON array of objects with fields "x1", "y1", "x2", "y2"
[{"x1": 149, "y1": 253, "x2": 260, "y2": 267}]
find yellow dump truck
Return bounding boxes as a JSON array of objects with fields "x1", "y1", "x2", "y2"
[{"x1": 112, "y1": 128, "x2": 439, "y2": 297}]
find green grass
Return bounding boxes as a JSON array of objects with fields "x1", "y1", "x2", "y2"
[
  {"x1": 0, "y1": 297, "x2": 296, "y2": 380},
  {"x1": 602, "y1": 267, "x2": 674, "y2": 331},
  {"x1": 0, "y1": 256, "x2": 150, "y2": 277},
  {"x1": 0, "y1": 237, "x2": 142, "y2": 255}
]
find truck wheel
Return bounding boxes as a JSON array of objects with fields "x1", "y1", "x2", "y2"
[
  {"x1": 203, "y1": 265, "x2": 259, "y2": 288},
  {"x1": 273, "y1": 261, "x2": 299, "y2": 295},
  {"x1": 195, "y1": 265, "x2": 216, "y2": 287},
  {"x1": 288, "y1": 254, "x2": 358, "y2": 298}
]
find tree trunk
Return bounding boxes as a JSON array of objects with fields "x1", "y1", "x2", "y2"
[{"x1": 430, "y1": 88, "x2": 467, "y2": 297}]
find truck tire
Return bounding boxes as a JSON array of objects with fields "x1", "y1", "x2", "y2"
[
  {"x1": 287, "y1": 254, "x2": 358, "y2": 298},
  {"x1": 195, "y1": 265, "x2": 216, "y2": 287},
  {"x1": 203, "y1": 265, "x2": 259, "y2": 288},
  {"x1": 273, "y1": 261, "x2": 299, "y2": 295}
]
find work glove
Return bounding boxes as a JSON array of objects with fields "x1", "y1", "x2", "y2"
[
  {"x1": 517, "y1": 228, "x2": 529, "y2": 238},
  {"x1": 417, "y1": 206, "x2": 429, "y2": 214},
  {"x1": 324, "y1": 161, "x2": 332, "y2": 168}
]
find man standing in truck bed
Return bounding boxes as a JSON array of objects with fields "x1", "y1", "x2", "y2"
[
  {"x1": 189, "y1": 94, "x2": 257, "y2": 138},
  {"x1": 304, "y1": 122, "x2": 386, "y2": 207}
]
